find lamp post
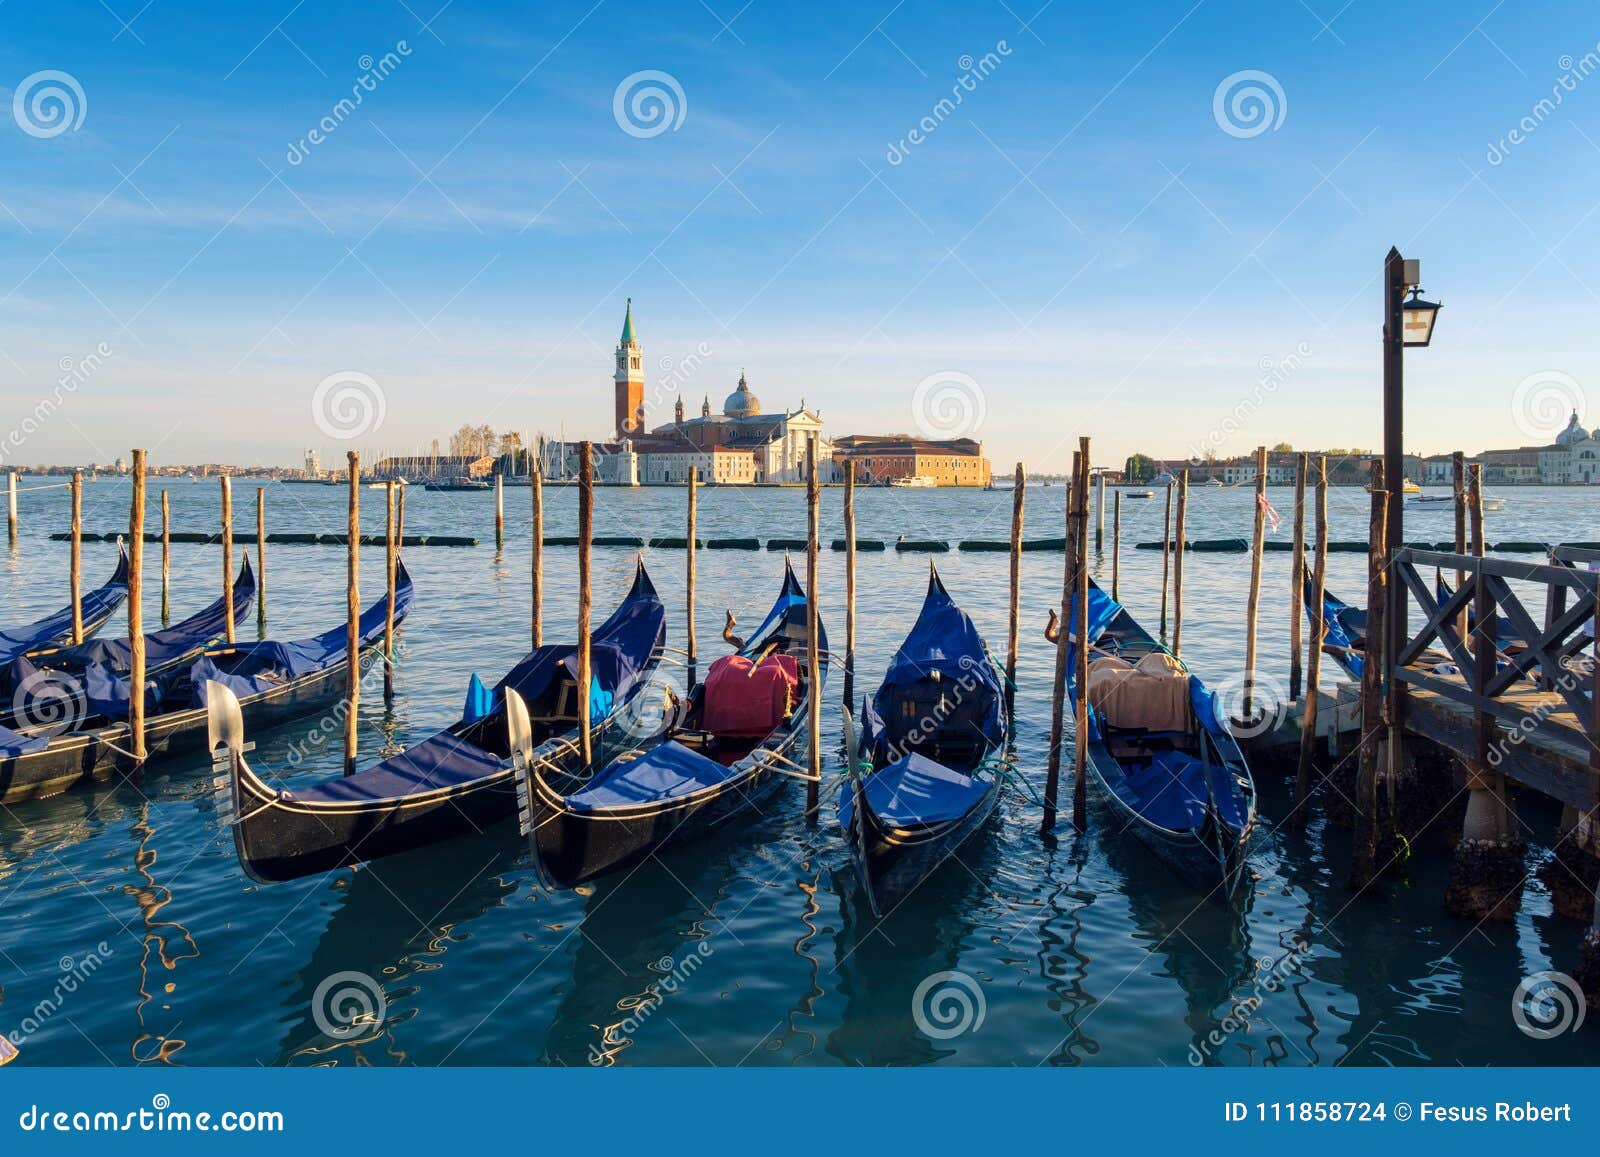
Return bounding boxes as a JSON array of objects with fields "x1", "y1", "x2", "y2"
[{"x1": 1381, "y1": 247, "x2": 1441, "y2": 720}]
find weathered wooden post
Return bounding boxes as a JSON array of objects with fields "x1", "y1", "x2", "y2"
[
  {"x1": 805, "y1": 439, "x2": 821, "y2": 819},
  {"x1": 128, "y1": 451, "x2": 147, "y2": 767},
  {"x1": 1289, "y1": 452, "x2": 1307, "y2": 700},
  {"x1": 160, "y1": 489, "x2": 171, "y2": 626},
  {"x1": 5, "y1": 470, "x2": 15, "y2": 546},
  {"x1": 686, "y1": 466, "x2": 698, "y2": 685},
  {"x1": 343, "y1": 452, "x2": 360, "y2": 776},
  {"x1": 1159, "y1": 481, "x2": 1173, "y2": 636},
  {"x1": 1005, "y1": 461, "x2": 1024, "y2": 717},
  {"x1": 531, "y1": 465, "x2": 543, "y2": 649},
  {"x1": 1452, "y1": 450, "x2": 1468, "y2": 642},
  {"x1": 1445, "y1": 462, "x2": 1524, "y2": 920},
  {"x1": 495, "y1": 472, "x2": 505, "y2": 551},
  {"x1": 844, "y1": 460, "x2": 857, "y2": 708},
  {"x1": 1350, "y1": 461, "x2": 1389, "y2": 890},
  {"x1": 1111, "y1": 489, "x2": 1122, "y2": 602},
  {"x1": 1243, "y1": 446, "x2": 1268, "y2": 721},
  {"x1": 396, "y1": 482, "x2": 406, "y2": 542},
  {"x1": 220, "y1": 475, "x2": 235, "y2": 644},
  {"x1": 384, "y1": 479, "x2": 397, "y2": 702},
  {"x1": 1042, "y1": 449, "x2": 1080, "y2": 832},
  {"x1": 1094, "y1": 470, "x2": 1104, "y2": 553},
  {"x1": 256, "y1": 486, "x2": 267, "y2": 631},
  {"x1": 1172, "y1": 471, "x2": 1188, "y2": 657},
  {"x1": 1292, "y1": 456, "x2": 1328, "y2": 826},
  {"x1": 69, "y1": 470, "x2": 83, "y2": 643},
  {"x1": 1071, "y1": 439, "x2": 1091, "y2": 833},
  {"x1": 577, "y1": 443, "x2": 594, "y2": 768}
]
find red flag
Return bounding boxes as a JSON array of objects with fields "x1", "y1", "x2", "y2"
[{"x1": 1258, "y1": 491, "x2": 1281, "y2": 534}]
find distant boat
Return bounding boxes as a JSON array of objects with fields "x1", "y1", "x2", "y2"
[
  {"x1": 888, "y1": 475, "x2": 936, "y2": 488},
  {"x1": 1370, "y1": 477, "x2": 1421, "y2": 494},
  {"x1": 1125, "y1": 489, "x2": 1154, "y2": 499},
  {"x1": 1150, "y1": 471, "x2": 1176, "y2": 487},
  {"x1": 1407, "y1": 493, "x2": 1503, "y2": 511},
  {"x1": 424, "y1": 477, "x2": 491, "y2": 492}
]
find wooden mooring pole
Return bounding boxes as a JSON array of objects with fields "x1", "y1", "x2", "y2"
[
  {"x1": 844, "y1": 461, "x2": 857, "y2": 708},
  {"x1": 128, "y1": 451, "x2": 147, "y2": 768},
  {"x1": 1350, "y1": 461, "x2": 1389, "y2": 891},
  {"x1": 1172, "y1": 470, "x2": 1188, "y2": 657},
  {"x1": 495, "y1": 472, "x2": 505, "y2": 551},
  {"x1": 1042, "y1": 449, "x2": 1080, "y2": 832},
  {"x1": 6, "y1": 471, "x2": 16, "y2": 546},
  {"x1": 1243, "y1": 446, "x2": 1267, "y2": 721},
  {"x1": 160, "y1": 489, "x2": 170, "y2": 626},
  {"x1": 1094, "y1": 471, "x2": 1104, "y2": 553},
  {"x1": 384, "y1": 479, "x2": 397, "y2": 702},
  {"x1": 256, "y1": 486, "x2": 267, "y2": 631},
  {"x1": 805, "y1": 439, "x2": 821, "y2": 819},
  {"x1": 1005, "y1": 461, "x2": 1024, "y2": 717},
  {"x1": 1289, "y1": 452, "x2": 1307, "y2": 701},
  {"x1": 531, "y1": 466, "x2": 543, "y2": 649},
  {"x1": 577, "y1": 443, "x2": 594, "y2": 769},
  {"x1": 69, "y1": 470, "x2": 83, "y2": 643},
  {"x1": 343, "y1": 451, "x2": 360, "y2": 776},
  {"x1": 1071, "y1": 439, "x2": 1091, "y2": 833},
  {"x1": 1159, "y1": 481, "x2": 1172, "y2": 636},
  {"x1": 1111, "y1": 489, "x2": 1121, "y2": 602},
  {"x1": 1292, "y1": 456, "x2": 1328, "y2": 827},
  {"x1": 686, "y1": 466, "x2": 698, "y2": 684},
  {"x1": 220, "y1": 475, "x2": 235, "y2": 645}
]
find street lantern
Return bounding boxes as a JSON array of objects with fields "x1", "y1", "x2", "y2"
[{"x1": 1401, "y1": 289, "x2": 1442, "y2": 347}]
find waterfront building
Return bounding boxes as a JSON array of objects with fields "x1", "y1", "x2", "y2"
[
  {"x1": 831, "y1": 434, "x2": 992, "y2": 487},
  {"x1": 373, "y1": 455, "x2": 496, "y2": 481}
]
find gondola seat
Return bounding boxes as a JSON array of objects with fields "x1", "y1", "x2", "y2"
[
  {"x1": 563, "y1": 740, "x2": 739, "y2": 812},
  {"x1": 860, "y1": 752, "x2": 989, "y2": 828},
  {"x1": 1087, "y1": 654, "x2": 1191, "y2": 733},
  {"x1": 700, "y1": 654, "x2": 798, "y2": 738}
]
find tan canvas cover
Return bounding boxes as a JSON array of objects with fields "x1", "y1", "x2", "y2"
[{"x1": 1087, "y1": 652, "x2": 1191, "y2": 732}]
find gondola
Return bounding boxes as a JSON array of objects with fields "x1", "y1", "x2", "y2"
[
  {"x1": 838, "y1": 566, "x2": 1006, "y2": 917},
  {"x1": 520, "y1": 559, "x2": 825, "y2": 888},
  {"x1": 1434, "y1": 572, "x2": 1522, "y2": 652},
  {"x1": 0, "y1": 541, "x2": 129, "y2": 666},
  {"x1": 1060, "y1": 579, "x2": 1256, "y2": 897},
  {"x1": 1302, "y1": 570, "x2": 1366, "y2": 679},
  {"x1": 3, "y1": 554, "x2": 256, "y2": 729},
  {"x1": 211, "y1": 561, "x2": 665, "y2": 883},
  {"x1": 0, "y1": 560, "x2": 406, "y2": 804}
]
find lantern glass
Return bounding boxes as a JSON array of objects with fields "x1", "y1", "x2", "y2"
[{"x1": 1401, "y1": 292, "x2": 1440, "y2": 347}]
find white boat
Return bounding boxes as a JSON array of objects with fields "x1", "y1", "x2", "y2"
[
  {"x1": 1407, "y1": 493, "x2": 1503, "y2": 511},
  {"x1": 1124, "y1": 489, "x2": 1155, "y2": 499},
  {"x1": 888, "y1": 475, "x2": 936, "y2": 488}
]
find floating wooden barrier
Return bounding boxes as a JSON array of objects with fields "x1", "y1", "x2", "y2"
[
  {"x1": 895, "y1": 539, "x2": 949, "y2": 552},
  {"x1": 708, "y1": 537, "x2": 761, "y2": 550},
  {"x1": 51, "y1": 531, "x2": 461, "y2": 546},
  {"x1": 767, "y1": 537, "x2": 808, "y2": 551},
  {"x1": 843, "y1": 538, "x2": 885, "y2": 551},
  {"x1": 648, "y1": 536, "x2": 706, "y2": 549}
]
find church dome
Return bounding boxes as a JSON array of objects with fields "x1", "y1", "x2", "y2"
[
  {"x1": 1557, "y1": 410, "x2": 1587, "y2": 446},
  {"x1": 723, "y1": 371, "x2": 761, "y2": 417}
]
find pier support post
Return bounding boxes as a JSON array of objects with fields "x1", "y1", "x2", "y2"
[
  {"x1": 1351, "y1": 463, "x2": 1396, "y2": 891},
  {"x1": 1540, "y1": 807, "x2": 1600, "y2": 922},
  {"x1": 1577, "y1": 894, "x2": 1600, "y2": 1010},
  {"x1": 343, "y1": 452, "x2": 360, "y2": 777},
  {"x1": 1289, "y1": 453, "x2": 1307, "y2": 701},
  {"x1": 1292, "y1": 456, "x2": 1328, "y2": 828},
  {"x1": 128, "y1": 450, "x2": 147, "y2": 768},
  {"x1": 1005, "y1": 462, "x2": 1024, "y2": 717},
  {"x1": 69, "y1": 470, "x2": 83, "y2": 643}
]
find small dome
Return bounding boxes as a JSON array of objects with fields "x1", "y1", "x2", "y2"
[
  {"x1": 724, "y1": 371, "x2": 761, "y2": 417},
  {"x1": 1557, "y1": 410, "x2": 1587, "y2": 446}
]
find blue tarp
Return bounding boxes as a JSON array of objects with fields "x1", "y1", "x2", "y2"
[
  {"x1": 0, "y1": 547, "x2": 128, "y2": 667},
  {"x1": 189, "y1": 561, "x2": 413, "y2": 706},
  {"x1": 291, "y1": 731, "x2": 506, "y2": 803},
  {"x1": 563, "y1": 740, "x2": 737, "y2": 812},
  {"x1": 864, "y1": 570, "x2": 1004, "y2": 757},
  {"x1": 61, "y1": 554, "x2": 255, "y2": 672},
  {"x1": 840, "y1": 751, "x2": 990, "y2": 830},
  {"x1": 462, "y1": 673, "x2": 492, "y2": 723},
  {"x1": 0, "y1": 722, "x2": 48, "y2": 758}
]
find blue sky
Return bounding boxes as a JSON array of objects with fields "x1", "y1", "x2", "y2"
[{"x1": 1, "y1": 0, "x2": 1598, "y2": 470}]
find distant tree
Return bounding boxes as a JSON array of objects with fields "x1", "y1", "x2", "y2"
[
  {"x1": 1271, "y1": 441, "x2": 1293, "y2": 452},
  {"x1": 449, "y1": 424, "x2": 497, "y2": 458},
  {"x1": 1124, "y1": 453, "x2": 1154, "y2": 482},
  {"x1": 498, "y1": 431, "x2": 523, "y2": 456}
]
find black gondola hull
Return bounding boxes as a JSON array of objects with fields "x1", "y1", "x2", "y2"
[{"x1": 848, "y1": 776, "x2": 1000, "y2": 916}]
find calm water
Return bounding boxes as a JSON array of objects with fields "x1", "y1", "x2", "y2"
[{"x1": 1, "y1": 475, "x2": 1595, "y2": 1066}]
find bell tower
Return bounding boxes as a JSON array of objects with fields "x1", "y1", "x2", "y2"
[{"x1": 614, "y1": 298, "x2": 644, "y2": 438}]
